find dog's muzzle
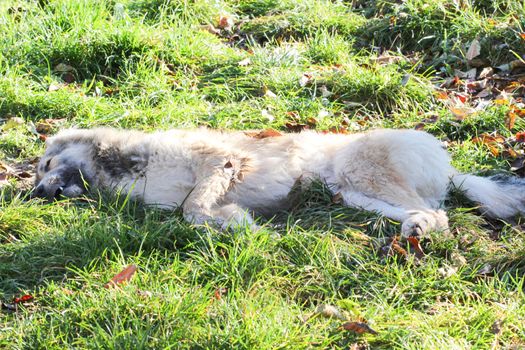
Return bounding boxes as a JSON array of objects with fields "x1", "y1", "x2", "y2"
[{"x1": 33, "y1": 182, "x2": 64, "y2": 201}]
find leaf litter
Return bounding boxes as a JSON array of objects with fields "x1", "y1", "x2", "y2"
[{"x1": 304, "y1": 304, "x2": 378, "y2": 336}]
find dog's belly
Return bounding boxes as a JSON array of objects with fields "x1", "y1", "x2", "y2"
[{"x1": 229, "y1": 170, "x2": 300, "y2": 215}]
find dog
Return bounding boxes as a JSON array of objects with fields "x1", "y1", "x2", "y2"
[{"x1": 33, "y1": 127, "x2": 525, "y2": 237}]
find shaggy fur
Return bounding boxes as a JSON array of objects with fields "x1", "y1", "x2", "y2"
[{"x1": 34, "y1": 127, "x2": 525, "y2": 236}]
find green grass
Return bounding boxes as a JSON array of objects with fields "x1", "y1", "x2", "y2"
[{"x1": 2, "y1": 0, "x2": 525, "y2": 349}]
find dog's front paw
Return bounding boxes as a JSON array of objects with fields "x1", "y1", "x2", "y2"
[
  {"x1": 401, "y1": 210, "x2": 449, "y2": 238},
  {"x1": 401, "y1": 214, "x2": 429, "y2": 238}
]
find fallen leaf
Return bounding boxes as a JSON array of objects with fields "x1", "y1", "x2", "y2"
[
  {"x1": 516, "y1": 132, "x2": 525, "y2": 142},
  {"x1": 328, "y1": 126, "x2": 348, "y2": 134},
  {"x1": 263, "y1": 87, "x2": 277, "y2": 98},
  {"x1": 307, "y1": 117, "x2": 318, "y2": 127},
  {"x1": 238, "y1": 58, "x2": 251, "y2": 66},
  {"x1": 48, "y1": 83, "x2": 63, "y2": 92},
  {"x1": 299, "y1": 73, "x2": 313, "y2": 87},
  {"x1": 477, "y1": 263, "x2": 493, "y2": 276},
  {"x1": 466, "y1": 39, "x2": 481, "y2": 61},
  {"x1": 491, "y1": 319, "x2": 504, "y2": 334},
  {"x1": 472, "y1": 134, "x2": 505, "y2": 156},
  {"x1": 507, "y1": 111, "x2": 518, "y2": 129},
  {"x1": 476, "y1": 88, "x2": 492, "y2": 98},
  {"x1": 332, "y1": 192, "x2": 343, "y2": 204},
  {"x1": 319, "y1": 85, "x2": 332, "y2": 98},
  {"x1": 466, "y1": 79, "x2": 487, "y2": 91},
  {"x1": 497, "y1": 59, "x2": 525, "y2": 72},
  {"x1": 479, "y1": 67, "x2": 494, "y2": 79},
  {"x1": 438, "y1": 265, "x2": 458, "y2": 278},
  {"x1": 407, "y1": 236, "x2": 425, "y2": 259},
  {"x1": 35, "y1": 118, "x2": 66, "y2": 135},
  {"x1": 1, "y1": 302, "x2": 17, "y2": 311},
  {"x1": 450, "y1": 252, "x2": 467, "y2": 267},
  {"x1": 454, "y1": 68, "x2": 476, "y2": 80},
  {"x1": 137, "y1": 290, "x2": 153, "y2": 298},
  {"x1": 435, "y1": 91, "x2": 449, "y2": 100},
  {"x1": 54, "y1": 63, "x2": 74, "y2": 73},
  {"x1": 510, "y1": 157, "x2": 525, "y2": 172},
  {"x1": 104, "y1": 264, "x2": 137, "y2": 288},
  {"x1": 381, "y1": 236, "x2": 407, "y2": 259},
  {"x1": 0, "y1": 174, "x2": 9, "y2": 187},
  {"x1": 244, "y1": 129, "x2": 283, "y2": 139},
  {"x1": 285, "y1": 122, "x2": 308, "y2": 133},
  {"x1": 62, "y1": 72, "x2": 75, "y2": 83},
  {"x1": 217, "y1": 15, "x2": 234, "y2": 30},
  {"x1": 315, "y1": 304, "x2": 346, "y2": 320},
  {"x1": 261, "y1": 109, "x2": 274, "y2": 122},
  {"x1": 341, "y1": 322, "x2": 378, "y2": 335},
  {"x1": 468, "y1": 58, "x2": 489, "y2": 67},
  {"x1": 449, "y1": 106, "x2": 476, "y2": 120},
  {"x1": 200, "y1": 24, "x2": 220, "y2": 35},
  {"x1": 213, "y1": 287, "x2": 227, "y2": 300},
  {"x1": 371, "y1": 53, "x2": 403, "y2": 65},
  {"x1": 13, "y1": 294, "x2": 34, "y2": 304}
]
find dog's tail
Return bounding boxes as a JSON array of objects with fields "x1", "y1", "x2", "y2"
[{"x1": 451, "y1": 174, "x2": 525, "y2": 218}]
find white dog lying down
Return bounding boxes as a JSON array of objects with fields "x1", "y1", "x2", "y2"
[{"x1": 34, "y1": 127, "x2": 525, "y2": 237}]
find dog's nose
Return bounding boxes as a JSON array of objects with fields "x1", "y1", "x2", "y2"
[
  {"x1": 54, "y1": 186, "x2": 63, "y2": 199},
  {"x1": 33, "y1": 184, "x2": 46, "y2": 198}
]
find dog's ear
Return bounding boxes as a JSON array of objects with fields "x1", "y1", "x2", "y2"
[
  {"x1": 45, "y1": 134, "x2": 57, "y2": 147},
  {"x1": 45, "y1": 128, "x2": 86, "y2": 148}
]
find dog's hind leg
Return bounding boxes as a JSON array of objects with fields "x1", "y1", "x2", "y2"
[{"x1": 340, "y1": 191, "x2": 449, "y2": 237}]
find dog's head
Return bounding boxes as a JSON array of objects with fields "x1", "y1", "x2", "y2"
[{"x1": 34, "y1": 129, "x2": 96, "y2": 200}]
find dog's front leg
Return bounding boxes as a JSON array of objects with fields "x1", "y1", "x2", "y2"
[{"x1": 182, "y1": 162, "x2": 256, "y2": 230}]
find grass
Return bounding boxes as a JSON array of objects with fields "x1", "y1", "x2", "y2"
[{"x1": 1, "y1": 0, "x2": 525, "y2": 348}]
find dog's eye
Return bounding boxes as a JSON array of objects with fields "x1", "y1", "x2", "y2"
[{"x1": 44, "y1": 158, "x2": 52, "y2": 171}]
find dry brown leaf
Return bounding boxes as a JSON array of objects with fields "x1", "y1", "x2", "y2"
[
  {"x1": 455, "y1": 68, "x2": 477, "y2": 80},
  {"x1": 435, "y1": 91, "x2": 449, "y2": 100},
  {"x1": 244, "y1": 129, "x2": 283, "y2": 139},
  {"x1": 104, "y1": 264, "x2": 137, "y2": 288},
  {"x1": 516, "y1": 132, "x2": 525, "y2": 142},
  {"x1": 507, "y1": 111, "x2": 518, "y2": 129},
  {"x1": 285, "y1": 122, "x2": 308, "y2": 133},
  {"x1": 0, "y1": 174, "x2": 9, "y2": 187},
  {"x1": 476, "y1": 88, "x2": 492, "y2": 98},
  {"x1": 479, "y1": 67, "x2": 494, "y2": 79},
  {"x1": 371, "y1": 53, "x2": 403, "y2": 65},
  {"x1": 491, "y1": 319, "x2": 504, "y2": 335},
  {"x1": 449, "y1": 106, "x2": 476, "y2": 120},
  {"x1": 381, "y1": 236, "x2": 407, "y2": 259},
  {"x1": 332, "y1": 192, "x2": 343, "y2": 204},
  {"x1": 200, "y1": 24, "x2": 220, "y2": 35},
  {"x1": 217, "y1": 15, "x2": 234, "y2": 30},
  {"x1": 341, "y1": 322, "x2": 378, "y2": 335},
  {"x1": 407, "y1": 236, "x2": 425, "y2": 259},
  {"x1": 466, "y1": 39, "x2": 481, "y2": 61}
]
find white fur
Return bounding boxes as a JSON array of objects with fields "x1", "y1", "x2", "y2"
[{"x1": 36, "y1": 128, "x2": 525, "y2": 236}]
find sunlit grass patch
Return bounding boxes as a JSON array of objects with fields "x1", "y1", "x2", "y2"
[{"x1": 1, "y1": 0, "x2": 525, "y2": 348}]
